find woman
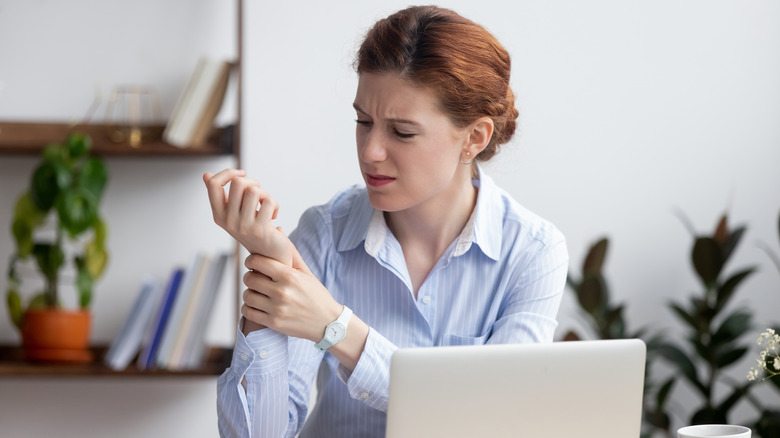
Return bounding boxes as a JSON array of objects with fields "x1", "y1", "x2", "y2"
[{"x1": 206, "y1": 6, "x2": 568, "y2": 437}]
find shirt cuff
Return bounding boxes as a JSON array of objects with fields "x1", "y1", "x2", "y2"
[
  {"x1": 338, "y1": 327, "x2": 397, "y2": 412},
  {"x1": 229, "y1": 319, "x2": 288, "y2": 379}
]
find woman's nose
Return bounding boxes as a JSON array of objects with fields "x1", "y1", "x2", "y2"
[{"x1": 358, "y1": 129, "x2": 387, "y2": 162}]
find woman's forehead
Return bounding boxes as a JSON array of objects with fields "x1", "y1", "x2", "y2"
[{"x1": 354, "y1": 72, "x2": 442, "y2": 120}]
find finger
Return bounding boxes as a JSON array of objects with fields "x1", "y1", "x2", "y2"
[
  {"x1": 227, "y1": 177, "x2": 260, "y2": 225},
  {"x1": 241, "y1": 185, "x2": 263, "y2": 227},
  {"x1": 242, "y1": 287, "x2": 272, "y2": 310},
  {"x1": 290, "y1": 242, "x2": 313, "y2": 275},
  {"x1": 245, "y1": 253, "x2": 287, "y2": 282},
  {"x1": 243, "y1": 269, "x2": 275, "y2": 292},
  {"x1": 204, "y1": 169, "x2": 246, "y2": 222},
  {"x1": 255, "y1": 191, "x2": 279, "y2": 225},
  {"x1": 241, "y1": 303, "x2": 270, "y2": 327}
]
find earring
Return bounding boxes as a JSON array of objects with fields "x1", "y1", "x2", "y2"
[{"x1": 460, "y1": 151, "x2": 473, "y2": 166}]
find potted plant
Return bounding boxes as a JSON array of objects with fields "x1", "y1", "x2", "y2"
[{"x1": 5, "y1": 132, "x2": 109, "y2": 362}]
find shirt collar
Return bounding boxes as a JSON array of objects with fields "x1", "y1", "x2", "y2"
[{"x1": 336, "y1": 165, "x2": 503, "y2": 261}]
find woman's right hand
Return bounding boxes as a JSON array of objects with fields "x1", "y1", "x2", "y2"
[{"x1": 203, "y1": 168, "x2": 293, "y2": 266}]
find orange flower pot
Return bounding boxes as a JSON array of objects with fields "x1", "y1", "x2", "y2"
[{"x1": 21, "y1": 309, "x2": 93, "y2": 363}]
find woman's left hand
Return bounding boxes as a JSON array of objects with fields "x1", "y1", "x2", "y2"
[{"x1": 241, "y1": 247, "x2": 343, "y2": 343}]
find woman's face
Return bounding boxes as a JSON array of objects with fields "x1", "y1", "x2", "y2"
[{"x1": 353, "y1": 72, "x2": 472, "y2": 213}]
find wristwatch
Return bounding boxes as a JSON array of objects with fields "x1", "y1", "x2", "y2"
[{"x1": 314, "y1": 306, "x2": 353, "y2": 351}]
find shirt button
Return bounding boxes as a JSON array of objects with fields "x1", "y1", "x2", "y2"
[
  {"x1": 240, "y1": 352, "x2": 249, "y2": 361},
  {"x1": 421, "y1": 296, "x2": 431, "y2": 304},
  {"x1": 359, "y1": 391, "x2": 370, "y2": 400},
  {"x1": 258, "y1": 350, "x2": 268, "y2": 359}
]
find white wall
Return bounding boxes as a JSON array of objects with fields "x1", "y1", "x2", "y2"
[{"x1": 1, "y1": 0, "x2": 779, "y2": 436}]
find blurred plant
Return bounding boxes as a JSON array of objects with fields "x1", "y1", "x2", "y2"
[
  {"x1": 565, "y1": 237, "x2": 672, "y2": 438},
  {"x1": 5, "y1": 132, "x2": 109, "y2": 328},
  {"x1": 660, "y1": 212, "x2": 780, "y2": 436},
  {"x1": 744, "y1": 209, "x2": 780, "y2": 437}
]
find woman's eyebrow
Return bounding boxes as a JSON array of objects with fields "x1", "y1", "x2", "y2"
[{"x1": 352, "y1": 103, "x2": 421, "y2": 126}]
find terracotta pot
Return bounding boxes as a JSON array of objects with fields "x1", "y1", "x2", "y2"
[{"x1": 21, "y1": 309, "x2": 93, "y2": 363}]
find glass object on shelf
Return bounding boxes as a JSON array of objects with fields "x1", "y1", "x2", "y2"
[{"x1": 105, "y1": 86, "x2": 163, "y2": 147}]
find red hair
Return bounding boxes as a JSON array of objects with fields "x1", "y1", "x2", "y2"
[{"x1": 356, "y1": 6, "x2": 518, "y2": 161}]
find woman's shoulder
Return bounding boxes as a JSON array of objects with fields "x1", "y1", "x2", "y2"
[{"x1": 479, "y1": 177, "x2": 566, "y2": 265}]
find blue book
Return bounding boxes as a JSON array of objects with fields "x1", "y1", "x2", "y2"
[
  {"x1": 136, "y1": 268, "x2": 185, "y2": 370},
  {"x1": 104, "y1": 277, "x2": 162, "y2": 370}
]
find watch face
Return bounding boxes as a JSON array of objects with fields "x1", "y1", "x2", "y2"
[{"x1": 327, "y1": 324, "x2": 345, "y2": 341}]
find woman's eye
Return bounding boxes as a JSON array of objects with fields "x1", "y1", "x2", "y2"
[
  {"x1": 355, "y1": 119, "x2": 372, "y2": 127},
  {"x1": 394, "y1": 130, "x2": 416, "y2": 139}
]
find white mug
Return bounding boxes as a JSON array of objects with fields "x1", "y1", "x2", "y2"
[{"x1": 678, "y1": 424, "x2": 751, "y2": 438}]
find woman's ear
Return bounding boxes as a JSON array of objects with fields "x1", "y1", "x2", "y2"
[{"x1": 465, "y1": 117, "x2": 494, "y2": 157}]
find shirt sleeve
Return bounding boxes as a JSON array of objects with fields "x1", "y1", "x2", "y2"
[
  {"x1": 216, "y1": 322, "x2": 322, "y2": 438},
  {"x1": 488, "y1": 229, "x2": 569, "y2": 345},
  {"x1": 335, "y1": 327, "x2": 398, "y2": 412}
]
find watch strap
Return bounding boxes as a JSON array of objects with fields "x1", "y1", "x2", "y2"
[{"x1": 314, "y1": 305, "x2": 353, "y2": 351}]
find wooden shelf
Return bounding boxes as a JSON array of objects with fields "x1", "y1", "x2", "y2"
[
  {"x1": 0, "y1": 344, "x2": 232, "y2": 377},
  {"x1": 0, "y1": 121, "x2": 235, "y2": 157}
]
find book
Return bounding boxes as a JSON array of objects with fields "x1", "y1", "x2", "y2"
[
  {"x1": 155, "y1": 253, "x2": 210, "y2": 369},
  {"x1": 163, "y1": 57, "x2": 231, "y2": 147},
  {"x1": 177, "y1": 252, "x2": 230, "y2": 369},
  {"x1": 161, "y1": 59, "x2": 205, "y2": 147},
  {"x1": 187, "y1": 61, "x2": 231, "y2": 145},
  {"x1": 104, "y1": 277, "x2": 162, "y2": 370},
  {"x1": 136, "y1": 267, "x2": 185, "y2": 370}
]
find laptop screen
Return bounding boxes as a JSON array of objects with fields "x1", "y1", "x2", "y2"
[{"x1": 385, "y1": 339, "x2": 646, "y2": 438}]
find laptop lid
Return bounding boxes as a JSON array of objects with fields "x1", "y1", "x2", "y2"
[{"x1": 385, "y1": 339, "x2": 646, "y2": 438}]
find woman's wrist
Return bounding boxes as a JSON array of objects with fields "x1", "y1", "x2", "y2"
[{"x1": 328, "y1": 315, "x2": 370, "y2": 372}]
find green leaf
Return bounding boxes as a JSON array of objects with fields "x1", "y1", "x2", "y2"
[
  {"x1": 42, "y1": 142, "x2": 70, "y2": 165},
  {"x1": 711, "y1": 310, "x2": 752, "y2": 347},
  {"x1": 12, "y1": 218, "x2": 34, "y2": 258},
  {"x1": 28, "y1": 293, "x2": 48, "y2": 309},
  {"x1": 56, "y1": 186, "x2": 98, "y2": 237},
  {"x1": 84, "y1": 237, "x2": 108, "y2": 280},
  {"x1": 669, "y1": 302, "x2": 698, "y2": 332},
  {"x1": 715, "y1": 346, "x2": 747, "y2": 369},
  {"x1": 30, "y1": 158, "x2": 71, "y2": 211},
  {"x1": 716, "y1": 268, "x2": 755, "y2": 311},
  {"x1": 66, "y1": 132, "x2": 91, "y2": 158},
  {"x1": 32, "y1": 243, "x2": 64, "y2": 286},
  {"x1": 716, "y1": 385, "x2": 747, "y2": 413},
  {"x1": 692, "y1": 237, "x2": 722, "y2": 287},
  {"x1": 11, "y1": 193, "x2": 47, "y2": 257},
  {"x1": 722, "y1": 225, "x2": 746, "y2": 264},
  {"x1": 583, "y1": 238, "x2": 608, "y2": 276},
  {"x1": 75, "y1": 257, "x2": 94, "y2": 308},
  {"x1": 93, "y1": 216, "x2": 108, "y2": 247},
  {"x1": 6, "y1": 288, "x2": 23, "y2": 329},
  {"x1": 604, "y1": 305, "x2": 626, "y2": 339},
  {"x1": 658, "y1": 343, "x2": 706, "y2": 396},
  {"x1": 655, "y1": 378, "x2": 675, "y2": 408},
  {"x1": 577, "y1": 275, "x2": 604, "y2": 315},
  {"x1": 77, "y1": 156, "x2": 107, "y2": 201}
]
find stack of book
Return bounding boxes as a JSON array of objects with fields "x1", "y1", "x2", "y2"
[
  {"x1": 163, "y1": 57, "x2": 232, "y2": 147},
  {"x1": 104, "y1": 252, "x2": 230, "y2": 371}
]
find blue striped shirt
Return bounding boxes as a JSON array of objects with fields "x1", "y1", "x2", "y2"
[{"x1": 217, "y1": 168, "x2": 569, "y2": 438}]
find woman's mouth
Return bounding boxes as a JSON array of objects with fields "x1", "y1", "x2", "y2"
[{"x1": 365, "y1": 173, "x2": 396, "y2": 187}]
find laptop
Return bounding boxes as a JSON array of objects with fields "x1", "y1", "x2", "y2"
[{"x1": 385, "y1": 339, "x2": 646, "y2": 438}]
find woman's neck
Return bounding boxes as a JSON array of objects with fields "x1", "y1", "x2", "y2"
[{"x1": 385, "y1": 173, "x2": 478, "y2": 294}]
